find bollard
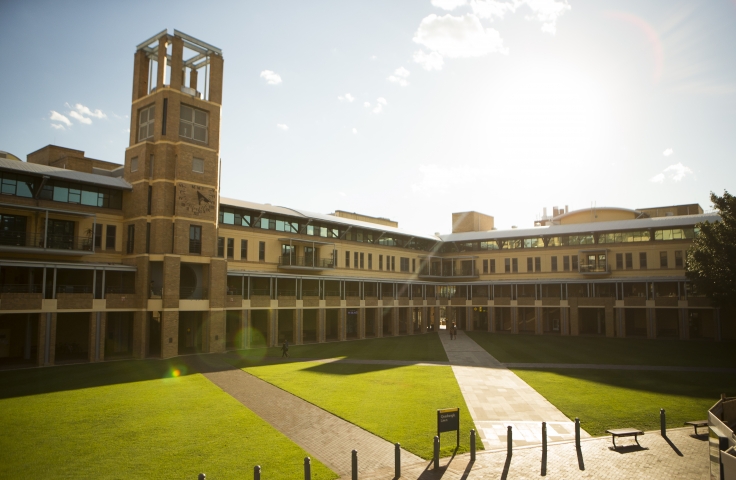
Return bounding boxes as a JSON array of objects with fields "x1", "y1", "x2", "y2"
[
  {"x1": 434, "y1": 436, "x2": 440, "y2": 470},
  {"x1": 541, "y1": 422, "x2": 547, "y2": 476},
  {"x1": 470, "y1": 429, "x2": 476, "y2": 462},
  {"x1": 575, "y1": 417, "x2": 581, "y2": 450},
  {"x1": 304, "y1": 456, "x2": 311, "y2": 480},
  {"x1": 254, "y1": 465, "x2": 261, "y2": 480},
  {"x1": 352, "y1": 450, "x2": 358, "y2": 480},
  {"x1": 395, "y1": 442, "x2": 401, "y2": 478},
  {"x1": 660, "y1": 408, "x2": 666, "y2": 437},
  {"x1": 507, "y1": 425, "x2": 513, "y2": 457},
  {"x1": 198, "y1": 474, "x2": 205, "y2": 480}
]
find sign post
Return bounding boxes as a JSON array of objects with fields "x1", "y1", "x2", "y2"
[{"x1": 437, "y1": 407, "x2": 460, "y2": 448}]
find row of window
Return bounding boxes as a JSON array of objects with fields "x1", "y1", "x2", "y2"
[
  {"x1": 479, "y1": 251, "x2": 685, "y2": 274},
  {"x1": 0, "y1": 172, "x2": 123, "y2": 209},
  {"x1": 450, "y1": 228, "x2": 699, "y2": 253},
  {"x1": 212, "y1": 235, "x2": 265, "y2": 262}
]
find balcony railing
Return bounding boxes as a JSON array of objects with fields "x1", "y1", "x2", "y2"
[
  {"x1": 419, "y1": 267, "x2": 479, "y2": 278},
  {"x1": 278, "y1": 256, "x2": 335, "y2": 269},
  {"x1": 179, "y1": 287, "x2": 208, "y2": 300},
  {"x1": 0, "y1": 232, "x2": 95, "y2": 252},
  {"x1": 0, "y1": 284, "x2": 43, "y2": 294},
  {"x1": 250, "y1": 288, "x2": 271, "y2": 296},
  {"x1": 579, "y1": 264, "x2": 610, "y2": 274},
  {"x1": 302, "y1": 289, "x2": 320, "y2": 297},
  {"x1": 56, "y1": 285, "x2": 93, "y2": 294},
  {"x1": 277, "y1": 289, "x2": 297, "y2": 297},
  {"x1": 106, "y1": 286, "x2": 136, "y2": 294}
]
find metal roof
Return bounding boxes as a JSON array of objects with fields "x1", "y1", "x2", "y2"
[
  {"x1": 219, "y1": 196, "x2": 438, "y2": 240},
  {"x1": 440, "y1": 213, "x2": 721, "y2": 242},
  {"x1": 0, "y1": 158, "x2": 132, "y2": 190}
]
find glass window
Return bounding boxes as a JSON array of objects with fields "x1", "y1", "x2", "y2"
[
  {"x1": 660, "y1": 251, "x2": 668, "y2": 268},
  {"x1": 180, "y1": 104, "x2": 208, "y2": 143},
  {"x1": 675, "y1": 250, "x2": 683, "y2": 268},
  {"x1": 639, "y1": 252, "x2": 647, "y2": 269},
  {"x1": 192, "y1": 157, "x2": 204, "y2": 173},
  {"x1": 53, "y1": 183, "x2": 69, "y2": 202},
  {"x1": 490, "y1": 259, "x2": 495, "y2": 273},
  {"x1": 259, "y1": 241, "x2": 265, "y2": 261},
  {"x1": 512, "y1": 258, "x2": 518, "y2": 273},
  {"x1": 106, "y1": 225, "x2": 116, "y2": 250},
  {"x1": 138, "y1": 104, "x2": 155, "y2": 141},
  {"x1": 551, "y1": 256, "x2": 557, "y2": 271},
  {"x1": 189, "y1": 226, "x2": 202, "y2": 254},
  {"x1": 126, "y1": 224, "x2": 135, "y2": 254},
  {"x1": 241, "y1": 240, "x2": 248, "y2": 260},
  {"x1": 563, "y1": 256, "x2": 570, "y2": 271},
  {"x1": 131, "y1": 157, "x2": 138, "y2": 172},
  {"x1": 217, "y1": 237, "x2": 225, "y2": 257}
]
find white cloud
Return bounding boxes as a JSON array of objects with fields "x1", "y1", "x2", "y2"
[
  {"x1": 338, "y1": 93, "x2": 355, "y2": 103},
  {"x1": 49, "y1": 111, "x2": 71, "y2": 127},
  {"x1": 377, "y1": 97, "x2": 387, "y2": 105},
  {"x1": 72, "y1": 103, "x2": 106, "y2": 119},
  {"x1": 413, "y1": 50, "x2": 445, "y2": 71},
  {"x1": 277, "y1": 124, "x2": 289, "y2": 131},
  {"x1": 523, "y1": 0, "x2": 571, "y2": 35},
  {"x1": 650, "y1": 162, "x2": 694, "y2": 183},
  {"x1": 260, "y1": 70, "x2": 283, "y2": 85},
  {"x1": 373, "y1": 105, "x2": 384, "y2": 114},
  {"x1": 50, "y1": 124, "x2": 65, "y2": 130},
  {"x1": 470, "y1": 0, "x2": 519, "y2": 21},
  {"x1": 371, "y1": 55, "x2": 377, "y2": 60},
  {"x1": 352, "y1": 128, "x2": 358, "y2": 134},
  {"x1": 69, "y1": 110, "x2": 92, "y2": 124},
  {"x1": 432, "y1": 0, "x2": 467, "y2": 10},
  {"x1": 364, "y1": 102, "x2": 371, "y2": 108},
  {"x1": 663, "y1": 148, "x2": 674, "y2": 156},
  {"x1": 413, "y1": 14, "x2": 508, "y2": 58},
  {"x1": 388, "y1": 67, "x2": 411, "y2": 86}
]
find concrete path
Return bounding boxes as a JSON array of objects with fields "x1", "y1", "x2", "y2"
[
  {"x1": 352, "y1": 427, "x2": 708, "y2": 479},
  {"x1": 182, "y1": 355, "x2": 422, "y2": 477},
  {"x1": 505, "y1": 362, "x2": 736, "y2": 373},
  {"x1": 439, "y1": 330, "x2": 590, "y2": 449}
]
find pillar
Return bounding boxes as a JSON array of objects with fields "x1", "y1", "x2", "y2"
[
  {"x1": 295, "y1": 309, "x2": 303, "y2": 345},
  {"x1": 318, "y1": 308, "x2": 326, "y2": 343},
  {"x1": 132, "y1": 310, "x2": 147, "y2": 359},
  {"x1": 169, "y1": 35, "x2": 184, "y2": 90},
  {"x1": 376, "y1": 310, "x2": 383, "y2": 338},
  {"x1": 616, "y1": 309, "x2": 625, "y2": 338},
  {"x1": 569, "y1": 307, "x2": 579, "y2": 336},
  {"x1": 679, "y1": 308, "x2": 688, "y2": 340},
  {"x1": 209, "y1": 53, "x2": 224, "y2": 104},
  {"x1": 189, "y1": 68, "x2": 198, "y2": 92},
  {"x1": 605, "y1": 305, "x2": 615, "y2": 337},
  {"x1": 242, "y1": 309, "x2": 249, "y2": 349},
  {"x1": 161, "y1": 310, "x2": 179, "y2": 359},
  {"x1": 156, "y1": 35, "x2": 168, "y2": 89},
  {"x1": 646, "y1": 308, "x2": 656, "y2": 339},
  {"x1": 466, "y1": 307, "x2": 474, "y2": 332},
  {"x1": 393, "y1": 307, "x2": 399, "y2": 336},
  {"x1": 132, "y1": 49, "x2": 150, "y2": 101},
  {"x1": 209, "y1": 311, "x2": 226, "y2": 353},
  {"x1": 489, "y1": 307, "x2": 495, "y2": 333},
  {"x1": 359, "y1": 308, "x2": 366, "y2": 339},
  {"x1": 339, "y1": 308, "x2": 347, "y2": 341},
  {"x1": 512, "y1": 307, "x2": 519, "y2": 334},
  {"x1": 270, "y1": 309, "x2": 278, "y2": 347},
  {"x1": 535, "y1": 307, "x2": 543, "y2": 335}
]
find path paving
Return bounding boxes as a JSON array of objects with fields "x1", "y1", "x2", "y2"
[
  {"x1": 352, "y1": 427, "x2": 709, "y2": 479},
  {"x1": 505, "y1": 362, "x2": 736, "y2": 373},
  {"x1": 439, "y1": 330, "x2": 590, "y2": 449},
  {"x1": 182, "y1": 355, "x2": 422, "y2": 478}
]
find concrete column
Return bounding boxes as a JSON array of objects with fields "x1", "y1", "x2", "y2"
[
  {"x1": 47, "y1": 313, "x2": 57, "y2": 365},
  {"x1": 605, "y1": 305, "x2": 615, "y2": 337},
  {"x1": 561, "y1": 308, "x2": 569, "y2": 336},
  {"x1": 88, "y1": 312, "x2": 98, "y2": 363},
  {"x1": 376, "y1": 310, "x2": 383, "y2": 338},
  {"x1": 466, "y1": 307, "x2": 473, "y2": 331},
  {"x1": 489, "y1": 307, "x2": 495, "y2": 333},
  {"x1": 35, "y1": 314, "x2": 46, "y2": 366},
  {"x1": 393, "y1": 307, "x2": 399, "y2": 336},
  {"x1": 569, "y1": 307, "x2": 579, "y2": 336},
  {"x1": 97, "y1": 313, "x2": 107, "y2": 362},
  {"x1": 535, "y1": 307, "x2": 543, "y2": 335},
  {"x1": 679, "y1": 308, "x2": 688, "y2": 340},
  {"x1": 512, "y1": 307, "x2": 519, "y2": 334},
  {"x1": 242, "y1": 309, "x2": 249, "y2": 349},
  {"x1": 156, "y1": 36, "x2": 168, "y2": 89},
  {"x1": 359, "y1": 308, "x2": 366, "y2": 339},
  {"x1": 270, "y1": 309, "x2": 278, "y2": 347},
  {"x1": 161, "y1": 311, "x2": 179, "y2": 359},
  {"x1": 296, "y1": 309, "x2": 303, "y2": 345},
  {"x1": 339, "y1": 308, "x2": 347, "y2": 341},
  {"x1": 169, "y1": 35, "x2": 184, "y2": 90},
  {"x1": 132, "y1": 311, "x2": 147, "y2": 359},
  {"x1": 647, "y1": 308, "x2": 656, "y2": 339},
  {"x1": 616, "y1": 309, "x2": 625, "y2": 338},
  {"x1": 209, "y1": 311, "x2": 226, "y2": 353},
  {"x1": 421, "y1": 307, "x2": 428, "y2": 334},
  {"x1": 318, "y1": 308, "x2": 326, "y2": 343}
]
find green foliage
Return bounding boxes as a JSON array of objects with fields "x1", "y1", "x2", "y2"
[
  {"x1": 0, "y1": 363, "x2": 336, "y2": 480},
  {"x1": 244, "y1": 362, "x2": 479, "y2": 459},
  {"x1": 513, "y1": 368, "x2": 736, "y2": 436},
  {"x1": 686, "y1": 190, "x2": 736, "y2": 308},
  {"x1": 465, "y1": 332, "x2": 736, "y2": 368}
]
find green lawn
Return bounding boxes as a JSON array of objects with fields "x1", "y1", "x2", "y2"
[
  {"x1": 244, "y1": 361, "x2": 478, "y2": 459},
  {"x1": 234, "y1": 333, "x2": 448, "y2": 363},
  {"x1": 0, "y1": 360, "x2": 336, "y2": 479},
  {"x1": 465, "y1": 331, "x2": 736, "y2": 368},
  {"x1": 512, "y1": 368, "x2": 736, "y2": 436}
]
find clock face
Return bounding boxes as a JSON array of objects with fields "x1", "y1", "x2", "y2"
[{"x1": 177, "y1": 182, "x2": 216, "y2": 218}]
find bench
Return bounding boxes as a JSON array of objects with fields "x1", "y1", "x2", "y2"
[
  {"x1": 684, "y1": 420, "x2": 708, "y2": 435},
  {"x1": 606, "y1": 428, "x2": 644, "y2": 449}
]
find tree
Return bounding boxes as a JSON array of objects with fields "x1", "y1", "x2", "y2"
[{"x1": 686, "y1": 191, "x2": 736, "y2": 308}]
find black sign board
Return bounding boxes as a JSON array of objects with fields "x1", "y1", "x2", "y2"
[{"x1": 437, "y1": 407, "x2": 460, "y2": 447}]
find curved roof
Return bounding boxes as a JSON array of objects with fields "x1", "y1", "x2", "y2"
[
  {"x1": 552, "y1": 206, "x2": 643, "y2": 222},
  {"x1": 0, "y1": 158, "x2": 132, "y2": 190},
  {"x1": 0, "y1": 151, "x2": 22, "y2": 162}
]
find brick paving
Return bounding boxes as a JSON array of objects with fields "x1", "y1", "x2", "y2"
[
  {"x1": 439, "y1": 330, "x2": 589, "y2": 450},
  {"x1": 352, "y1": 427, "x2": 709, "y2": 479},
  {"x1": 505, "y1": 362, "x2": 736, "y2": 373},
  {"x1": 183, "y1": 355, "x2": 422, "y2": 477}
]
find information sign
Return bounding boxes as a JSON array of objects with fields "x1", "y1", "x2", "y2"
[{"x1": 437, "y1": 407, "x2": 460, "y2": 447}]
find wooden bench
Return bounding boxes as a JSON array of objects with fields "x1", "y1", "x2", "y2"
[
  {"x1": 606, "y1": 428, "x2": 644, "y2": 449},
  {"x1": 684, "y1": 420, "x2": 708, "y2": 435}
]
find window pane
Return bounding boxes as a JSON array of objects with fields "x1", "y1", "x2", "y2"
[
  {"x1": 16, "y1": 178, "x2": 33, "y2": 197},
  {"x1": 223, "y1": 212, "x2": 234, "y2": 224},
  {"x1": 1, "y1": 177, "x2": 16, "y2": 195},
  {"x1": 81, "y1": 190, "x2": 97, "y2": 206},
  {"x1": 68, "y1": 187, "x2": 81, "y2": 204},
  {"x1": 180, "y1": 105, "x2": 193, "y2": 121},
  {"x1": 53, "y1": 185, "x2": 69, "y2": 202},
  {"x1": 193, "y1": 126, "x2": 206, "y2": 142},
  {"x1": 194, "y1": 109, "x2": 207, "y2": 126},
  {"x1": 179, "y1": 122, "x2": 191, "y2": 138},
  {"x1": 148, "y1": 122, "x2": 155, "y2": 137},
  {"x1": 139, "y1": 126, "x2": 147, "y2": 141},
  {"x1": 140, "y1": 108, "x2": 147, "y2": 123}
]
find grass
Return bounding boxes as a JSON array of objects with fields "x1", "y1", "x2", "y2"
[
  {"x1": 465, "y1": 331, "x2": 736, "y2": 368},
  {"x1": 234, "y1": 332, "x2": 448, "y2": 362},
  {"x1": 244, "y1": 361, "x2": 478, "y2": 459},
  {"x1": 511, "y1": 368, "x2": 736, "y2": 436},
  {"x1": 0, "y1": 360, "x2": 337, "y2": 480}
]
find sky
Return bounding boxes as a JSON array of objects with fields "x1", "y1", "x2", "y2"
[{"x1": 1, "y1": 0, "x2": 735, "y2": 236}]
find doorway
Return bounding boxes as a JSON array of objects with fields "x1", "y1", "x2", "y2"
[{"x1": 178, "y1": 311, "x2": 204, "y2": 355}]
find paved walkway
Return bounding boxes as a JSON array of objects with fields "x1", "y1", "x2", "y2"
[
  {"x1": 182, "y1": 355, "x2": 422, "y2": 477},
  {"x1": 505, "y1": 362, "x2": 736, "y2": 373},
  {"x1": 352, "y1": 427, "x2": 708, "y2": 479},
  {"x1": 439, "y1": 330, "x2": 589, "y2": 449}
]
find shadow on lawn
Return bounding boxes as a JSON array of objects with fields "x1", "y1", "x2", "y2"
[{"x1": 0, "y1": 355, "x2": 234, "y2": 400}]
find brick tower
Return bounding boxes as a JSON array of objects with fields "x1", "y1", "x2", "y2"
[{"x1": 123, "y1": 30, "x2": 225, "y2": 359}]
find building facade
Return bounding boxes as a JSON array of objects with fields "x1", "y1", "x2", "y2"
[{"x1": 0, "y1": 30, "x2": 732, "y2": 368}]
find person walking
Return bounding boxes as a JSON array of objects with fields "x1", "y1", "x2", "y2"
[{"x1": 281, "y1": 339, "x2": 289, "y2": 358}]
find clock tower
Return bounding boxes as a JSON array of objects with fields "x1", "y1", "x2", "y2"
[{"x1": 123, "y1": 30, "x2": 225, "y2": 359}]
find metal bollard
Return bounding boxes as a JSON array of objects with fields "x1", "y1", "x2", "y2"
[
  {"x1": 507, "y1": 425, "x2": 513, "y2": 456},
  {"x1": 575, "y1": 417, "x2": 581, "y2": 450},
  {"x1": 352, "y1": 450, "x2": 358, "y2": 480},
  {"x1": 470, "y1": 429, "x2": 476, "y2": 462},
  {"x1": 660, "y1": 408, "x2": 666, "y2": 437},
  {"x1": 304, "y1": 456, "x2": 311, "y2": 480},
  {"x1": 254, "y1": 465, "x2": 261, "y2": 480},
  {"x1": 395, "y1": 442, "x2": 401, "y2": 478},
  {"x1": 541, "y1": 422, "x2": 547, "y2": 476},
  {"x1": 198, "y1": 474, "x2": 205, "y2": 480},
  {"x1": 434, "y1": 436, "x2": 440, "y2": 469}
]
